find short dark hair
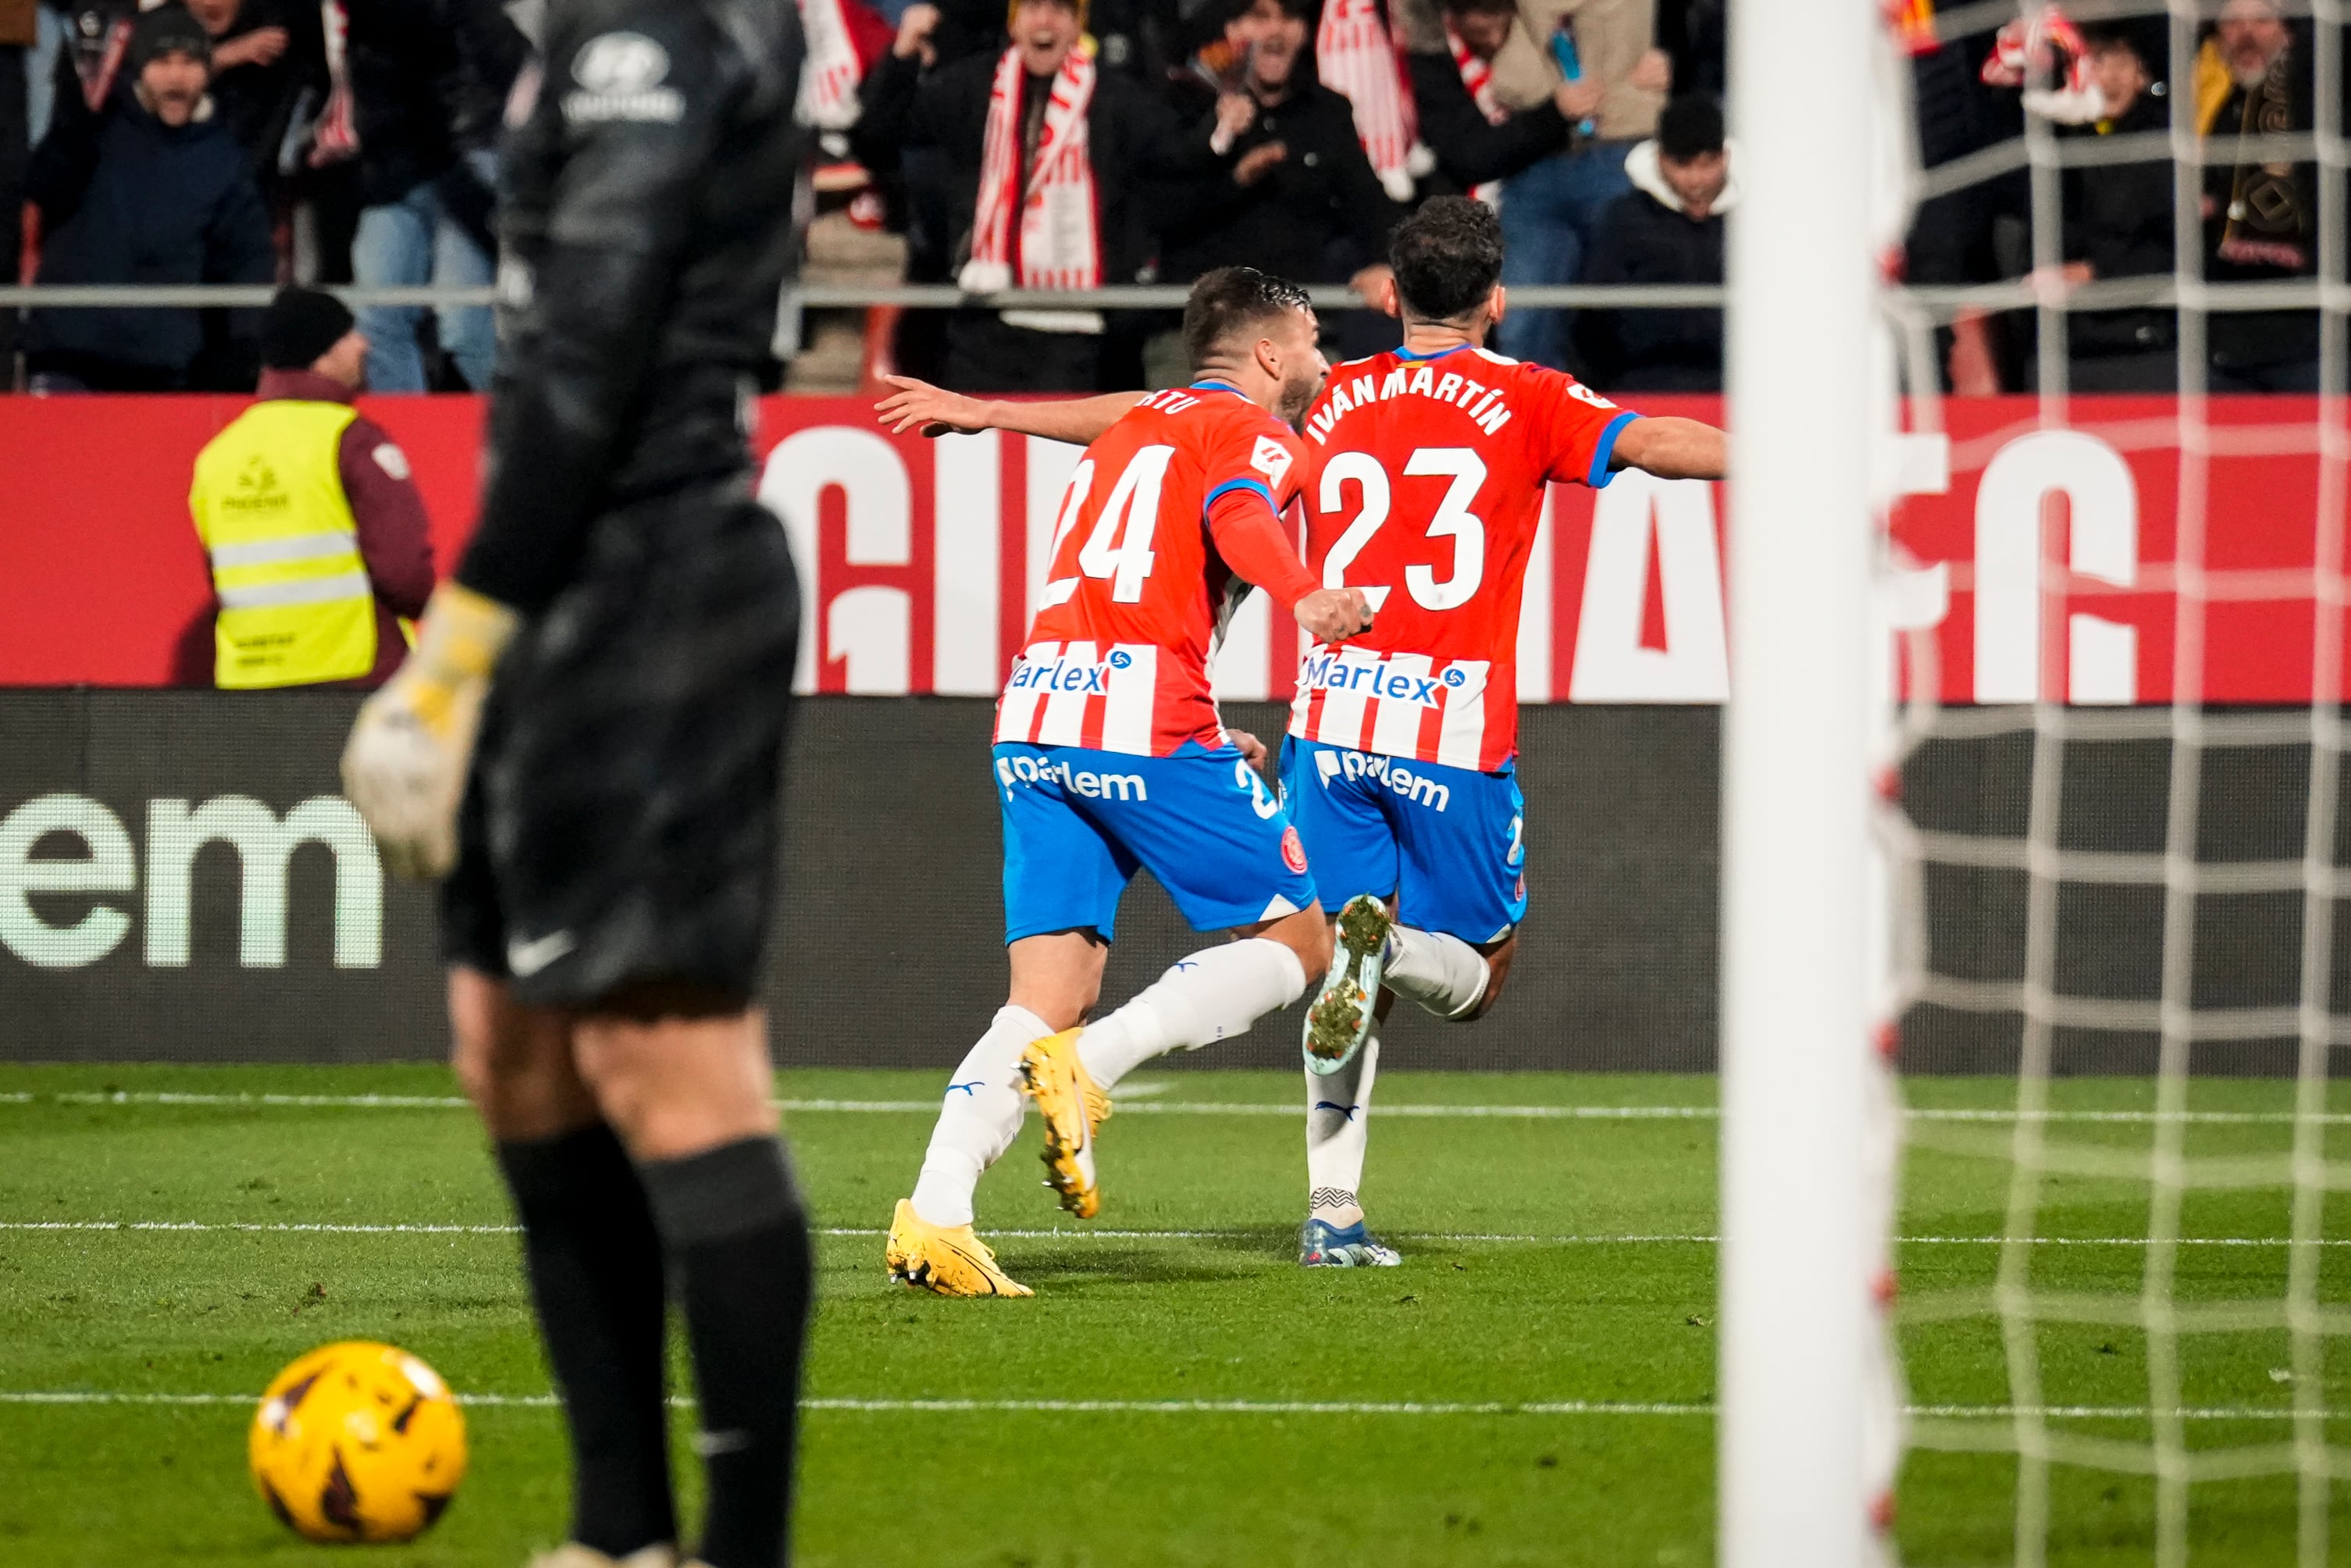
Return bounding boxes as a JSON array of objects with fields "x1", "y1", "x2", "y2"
[
  {"x1": 1387, "y1": 197, "x2": 1503, "y2": 324},
  {"x1": 1440, "y1": 0, "x2": 1517, "y2": 17},
  {"x1": 1182, "y1": 266, "x2": 1313, "y2": 370},
  {"x1": 1656, "y1": 95, "x2": 1725, "y2": 162},
  {"x1": 2077, "y1": 21, "x2": 2154, "y2": 68},
  {"x1": 1220, "y1": 0, "x2": 1308, "y2": 26}
]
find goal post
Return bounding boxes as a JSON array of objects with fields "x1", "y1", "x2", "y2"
[{"x1": 1718, "y1": 0, "x2": 1883, "y2": 1560}]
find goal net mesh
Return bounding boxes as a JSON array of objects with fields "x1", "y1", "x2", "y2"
[{"x1": 1877, "y1": 0, "x2": 2348, "y2": 1560}]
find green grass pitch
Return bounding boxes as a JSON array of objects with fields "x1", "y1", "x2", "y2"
[{"x1": 2, "y1": 1062, "x2": 2348, "y2": 1566}]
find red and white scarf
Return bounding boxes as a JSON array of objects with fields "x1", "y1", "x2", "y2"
[
  {"x1": 1316, "y1": 0, "x2": 1419, "y2": 202},
  {"x1": 796, "y1": 0, "x2": 865, "y2": 130},
  {"x1": 308, "y1": 0, "x2": 359, "y2": 167},
  {"x1": 960, "y1": 47, "x2": 1100, "y2": 293},
  {"x1": 1444, "y1": 26, "x2": 1506, "y2": 126},
  {"x1": 1444, "y1": 26, "x2": 1506, "y2": 204}
]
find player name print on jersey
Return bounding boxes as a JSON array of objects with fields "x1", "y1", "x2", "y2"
[
  {"x1": 995, "y1": 386, "x2": 1309, "y2": 757},
  {"x1": 1291, "y1": 345, "x2": 1636, "y2": 772}
]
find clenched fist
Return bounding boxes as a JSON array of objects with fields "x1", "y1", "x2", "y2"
[{"x1": 1294, "y1": 586, "x2": 1375, "y2": 643}]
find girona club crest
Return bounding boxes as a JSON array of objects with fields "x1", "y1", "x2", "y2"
[{"x1": 1281, "y1": 826, "x2": 1309, "y2": 875}]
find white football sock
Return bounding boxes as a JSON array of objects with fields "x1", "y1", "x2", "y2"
[
  {"x1": 1077, "y1": 937, "x2": 1309, "y2": 1089},
  {"x1": 1306, "y1": 1028, "x2": 1379, "y2": 1227},
  {"x1": 1384, "y1": 925, "x2": 1490, "y2": 1020},
  {"x1": 908, "y1": 1003, "x2": 1049, "y2": 1228}
]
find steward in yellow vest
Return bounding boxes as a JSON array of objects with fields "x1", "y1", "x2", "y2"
[{"x1": 189, "y1": 287, "x2": 436, "y2": 688}]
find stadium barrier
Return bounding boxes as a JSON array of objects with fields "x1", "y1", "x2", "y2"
[
  {"x1": 0, "y1": 690, "x2": 1722, "y2": 1068},
  {"x1": 0, "y1": 689, "x2": 2335, "y2": 1074},
  {"x1": 1, "y1": 394, "x2": 2342, "y2": 1068}
]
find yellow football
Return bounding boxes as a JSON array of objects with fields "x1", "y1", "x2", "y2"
[{"x1": 248, "y1": 1340, "x2": 468, "y2": 1543}]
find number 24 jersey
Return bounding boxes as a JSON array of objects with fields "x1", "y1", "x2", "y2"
[
  {"x1": 1290, "y1": 345, "x2": 1635, "y2": 772},
  {"x1": 995, "y1": 386, "x2": 1307, "y2": 757}
]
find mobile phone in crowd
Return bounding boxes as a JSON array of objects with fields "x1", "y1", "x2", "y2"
[{"x1": 1550, "y1": 23, "x2": 1598, "y2": 136}]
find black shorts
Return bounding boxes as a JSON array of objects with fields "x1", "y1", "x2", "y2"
[{"x1": 442, "y1": 480, "x2": 800, "y2": 1009}]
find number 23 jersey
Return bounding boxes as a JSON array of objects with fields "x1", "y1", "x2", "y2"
[
  {"x1": 996, "y1": 386, "x2": 1308, "y2": 757},
  {"x1": 1290, "y1": 345, "x2": 1636, "y2": 772}
]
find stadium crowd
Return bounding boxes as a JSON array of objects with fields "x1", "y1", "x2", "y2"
[{"x1": 0, "y1": 0, "x2": 2335, "y2": 394}]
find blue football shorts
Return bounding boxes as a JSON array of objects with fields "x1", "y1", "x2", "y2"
[
  {"x1": 1277, "y1": 736, "x2": 1527, "y2": 945},
  {"x1": 995, "y1": 739, "x2": 1320, "y2": 944}
]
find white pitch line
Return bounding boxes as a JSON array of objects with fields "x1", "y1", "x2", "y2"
[
  {"x1": 6, "y1": 1220, "x2": 2349, "y2": 1248},
  {"x1": 7, "y1": 1089, "x2": 2350, "y2": 1124},
  {"x1": 0, "y1": 1391, "x2": 2327, "y2": 1421}
]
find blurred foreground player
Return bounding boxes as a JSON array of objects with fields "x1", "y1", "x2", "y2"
[
  {"x1": 882, "y1": 269, "x2": 1376, "y2": 1296},
  {"x1": 339, "y1": 1, "x2": 810, "y2": 1564}
]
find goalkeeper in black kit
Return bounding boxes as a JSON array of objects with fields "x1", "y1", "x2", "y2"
[{"x1": 339, "y1": 1, "x2": 810, "y2": 1565}]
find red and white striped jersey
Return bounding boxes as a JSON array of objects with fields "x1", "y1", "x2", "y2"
[
  {"x1": 1289, "y1": 344, "x2": 1636, "y2": 771},
  {"x1": 996, "y1": 385, "x2": 1308, "y2": 756}
]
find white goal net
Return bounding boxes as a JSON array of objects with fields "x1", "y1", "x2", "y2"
[{"x1": 1861, "y1": 0, "x2": 2349, "y2": 1563}]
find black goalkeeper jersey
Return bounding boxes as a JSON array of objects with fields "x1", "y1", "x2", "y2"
[{"x1": 455, "y1": 0, "x2": 807, "y2": 615}]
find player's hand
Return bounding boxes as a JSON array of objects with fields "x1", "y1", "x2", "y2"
[
  {"x1": 1234, "y1": 141, "x2": 1287, "y2": 187},
  {"x1": 1228, "y1": 728, "x2": 1269, "y2": 772},
  {"x1": 1295, "y1": 586, "x2": 1373, "y2": 643},
  {"x1": 340, "y1": 583, "x2": 519, "y2": 881},
  {"x1": 875, "y1": 373, "x2": 992, "y2": 437},
  {"x1": 1555, "y1": 77, "x2": 1605, "y2": 121}
]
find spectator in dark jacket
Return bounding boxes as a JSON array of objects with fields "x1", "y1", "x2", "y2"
[
  {"x1": 23, "y1": 4, "x2": 273, "y2": 391},
  {"x1": 185, "y1": 0, "x2": 319, "y2": 203},
  {"x1": 2196, "y1": 0, "x2": 2325, "y2": 390},
  {"x1": 2043, "y1": 24, "x2": 2175, "y2": 390},
  {"x1": 1405, "y1": 0, "x2": 1575, "y2": 201},
  {"x1": 1, "y1": 0, "x2": 33, "y2": 371},
  {"x1": 1152, "y1": 0, "x2": 1402, "y2": 358},
  {"x1": 343, "y1": 0, "x2": 522, "y2": 392},
  {"x1": 1574, "y1": 91, "x2": 1726, "y2": 391},
  {"x1": 855, "y1": 0, "x2": 1220, "y2": 390}
]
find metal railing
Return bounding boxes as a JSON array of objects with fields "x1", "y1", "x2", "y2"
[
  {"x1": 1, "y1": 277, "x2": 2339, "y2": 325},
  {"x1": 0, "y1": 282, "x2": 1722, "y2": 311}
]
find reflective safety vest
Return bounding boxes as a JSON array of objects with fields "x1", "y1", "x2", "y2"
[{"x1": 189, "y1": 400, "x2": 377, "y2": 688}]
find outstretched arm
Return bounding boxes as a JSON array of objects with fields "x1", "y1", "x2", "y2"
[
  {"x1": 875, "y1": 375, "x2": 1146, "y2": 444},
  {"x1": 1611, "y1": 416, "x2": 1727, "y2": 482}
]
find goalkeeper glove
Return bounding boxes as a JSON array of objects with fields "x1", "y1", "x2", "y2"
[{"x1": 340, "y1": 581, "x2": 520, "y2": 880}]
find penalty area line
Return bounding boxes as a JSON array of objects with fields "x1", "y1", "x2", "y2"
[{"x1": 0, "y1": 1392, "x2": 2328, "y2": 1421}]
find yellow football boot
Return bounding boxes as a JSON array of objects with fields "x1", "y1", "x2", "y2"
[
  {"x1": 885, "y1": 1199, "x2": 1032, "y2": 1297},
  {"x1": 1017, "y1": 1027, "x2": 1105, "y2": 1219}
]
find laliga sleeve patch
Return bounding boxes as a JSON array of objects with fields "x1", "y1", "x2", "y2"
[
  {"x1": 1282, "y1": 825, "x2": 1309, "y2": 874},
  {"x1": 1251, "y1": 435, "x2": 1294, "y2": 491},
  {"x1": 1565, "y1": 380, "x2": 1619, "y2": 411}
]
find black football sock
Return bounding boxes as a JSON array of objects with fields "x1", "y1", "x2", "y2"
[
  {"x1": 495, "y1": 1124, "x2": 678, "y2": 1558},
  {"x1": 638, "y1": 1136, "x2": 814, "y2": 1568}
]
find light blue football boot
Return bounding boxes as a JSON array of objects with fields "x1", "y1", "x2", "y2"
[{"x1": 1298, "y1": 1216, "x2": 1402, "y2": 1267}]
